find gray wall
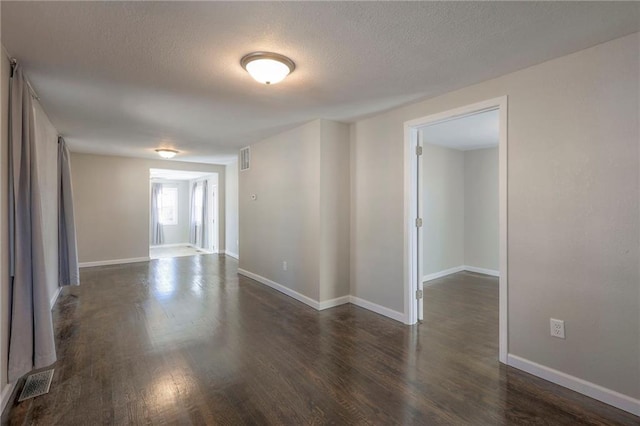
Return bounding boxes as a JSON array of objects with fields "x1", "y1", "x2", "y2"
[
  {"x1": 319, "y1": 120, "x2": 350, "y2": 301},
  {"x1": 225, "y1": 159, "x2": 239, "y2": 257},
  {"x1": 422, "y1": 144, "x2": 498, "y2": 276},
  {"x1": 464, "y1": 147, "x2": 498, "y2": 270},
  {"x1": 71, "y1": 153, "x2": 226, "y2": 263},
  {"x1": 239, "y1": 119, "x2": 350, "y2": 303},
  {"x1": 422, "y1": 143, "x2": 465, "y2": 275},
  {"x1": 149, "y1": 179, "x2": 190, "y2": 246},
  {"x1": 240, "y1": 120, "x2": 322, "y2": 300},
  {"x1": 351, "y1": 34, "x2": 639, "y2": 398},
  {"x1": 0, "y1": 48, "x2": 11, "y2": 400}
]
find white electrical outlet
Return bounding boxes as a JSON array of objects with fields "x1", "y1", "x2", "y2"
[
  {"x1": 550, "y1": 318, "x2": 565, "y2": 339},
  {"x1": 282, "y1": 261, "x2": 287, "y2": 271}
]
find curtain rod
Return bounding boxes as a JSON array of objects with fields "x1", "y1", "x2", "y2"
[{"x1": 10, "y1": 58, "x2": 41, "y2": 100}]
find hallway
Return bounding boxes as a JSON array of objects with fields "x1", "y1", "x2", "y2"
[{"x1": 3, "y1": 256, "x2": 636, "y2": 424}]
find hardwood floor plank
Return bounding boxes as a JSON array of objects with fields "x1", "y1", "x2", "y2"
[{"x1": 2, "y1": 257, "x2": 638, "y2": 425}]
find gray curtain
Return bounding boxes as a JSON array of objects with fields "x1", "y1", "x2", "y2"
[
  {"x1": 8, "y1": 63, "x2": 56, "y2": 381},
  {"x1": 189, "y1": 182, "x2": 197, "y2": 245},
  {"x1": 58, "y1": 137, "x2": 79, "y2": 286},
  {"x1": 151, "y1": 183, "x2": 164, "y2": 245},
  {"x1": 189, "y1": 181, "x2": 208, "y2": 249},
  {"x1": 201, "y1": 180, "x2": 209, "y2": 249}
]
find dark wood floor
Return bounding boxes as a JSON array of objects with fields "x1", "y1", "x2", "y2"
[{"x1": 3, "y1": 255, "x2": 638, "y2": 425}]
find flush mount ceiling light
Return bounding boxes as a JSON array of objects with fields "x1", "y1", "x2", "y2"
[
  {"x1": 240, "y1": 52, "x2": 295, "y2": 85},
  {"x1": 155, "y1": 149, "x2": 178, "y2": 159}
]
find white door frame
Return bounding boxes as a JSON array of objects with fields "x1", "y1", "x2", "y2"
[
  {"x1": 403, "y1": 96, "x2": 508, "y2": 364},
  {"x1": 209, "y1": 182, "x2": 219, "y2": 253}
]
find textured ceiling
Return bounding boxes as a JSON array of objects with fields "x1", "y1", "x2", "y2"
[
  {"x1": 2, "y1": 2, "x2": 638, "y2": 164},
  {"x1": 421, "y1": 109, "x2": 498, "y2": 151}
]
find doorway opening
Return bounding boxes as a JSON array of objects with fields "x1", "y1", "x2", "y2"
[
  {"x1": 149, "y1": 168, "x2": 219, "y2": 260},
  {"x1": 404, "y1": 97, "x2": 508, "y2": 363}
]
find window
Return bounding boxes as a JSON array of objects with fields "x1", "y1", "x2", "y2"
[{"x1": 158, "y1": 186, "x2": 178, "y2": 225}]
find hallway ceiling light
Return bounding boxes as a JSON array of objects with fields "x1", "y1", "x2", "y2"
[
  {"x1": 155, "y1": 149, "x2": 178, "y2": 159},
  {"x1": 240, "y1": 52, "x2": 295, "y2": 85}
]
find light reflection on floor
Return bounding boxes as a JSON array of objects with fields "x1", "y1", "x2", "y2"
[
  {"x1": 149, "y1": 244, "x2": 210, "y2": 259},
  {"x1": 6, "y1": 256, "x2": 633, "y2": 424},
  {"x1": 151, "y1": 258, "x2": 178, "y2": 300}
]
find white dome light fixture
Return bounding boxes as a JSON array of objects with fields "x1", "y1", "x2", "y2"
[
  {"x1": 155, "y1": 148, "x2": 178, "y2": 159},
  {"x1": 241, "y1": 52, "x2": 295, "y2": 85}
]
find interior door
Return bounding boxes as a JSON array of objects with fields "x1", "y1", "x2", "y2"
[{"x1": 417, "y1": 132, "x2": 424, "y2": 322}]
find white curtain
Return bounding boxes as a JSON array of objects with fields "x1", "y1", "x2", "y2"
[
  {"x1": 189, "y1": 180, "x2": 208, "y2": 249},
  {"x1": 189, "y1": 182, "x2": 198, "y2": 245},
  {"x1": 151, "y1": 183, "x2": 164, "y2": 245},
  {"x1": 58, "y1": 137, "x2": 79, "y2": 286},
  {"x1": 8, "y1": 63, "x2": 56, "y2": 381},
  {"x1": 201, "y1": 180, "x2": 209, "y2": 249}
]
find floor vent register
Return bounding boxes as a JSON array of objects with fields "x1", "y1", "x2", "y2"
[{"x1": 18, "y1": 369, "x2": 54, "y2": 402}]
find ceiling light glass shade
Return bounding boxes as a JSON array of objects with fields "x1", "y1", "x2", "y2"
[
  {"x1": 241, "y1": 52, "x2": 295, "y2": 85},
  {"x1": 155, "y1": 149, "x2": 178, "y2": 159}
]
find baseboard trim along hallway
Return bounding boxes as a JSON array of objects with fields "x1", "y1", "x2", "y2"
[
  {"x1": 49, "y1": 287, "x2": 62, "y2": 309},
  {"x1": 348, "y1": 296, "x2": 406, "y2": 323},
  {"x1": 237, "y1": 269, "x2": 408, "y2": 323},
  {"x1": 225, "y1": 250, "x2": 239, "y2": 260},
  {"x1": 241, "y1": 266, "x2": 639, "y2": 417},
  {"x1": 423, "y1": 265, "x2": 499, "y2": 283},
  {"x1": 79, "y1": 257, "x2": 150, "y2": 268},
  {"x1": 507, "y1": 354, "x2": 640, "y2": 416},
  {"x1": 237, "y1": 268, "x2": 322, "y2": 309},
  {"x1": 318, "y1": 296, "x2": 351, "y2": 310},
  {"x1": 1, "y1": 382, "x2": 16, "y2": 414}
]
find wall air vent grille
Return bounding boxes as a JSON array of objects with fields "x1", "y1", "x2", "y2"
[{"x1": 240, "y1": 147, "x2": 250, "y2": 171}]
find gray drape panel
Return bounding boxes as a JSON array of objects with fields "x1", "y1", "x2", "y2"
[
  {"x1": 189, "y1": 182, "x2": 197, "y2": 245},
  {"x1": 201, "y1": 180, "x2": 209, "y2": 249},
  {"x1": 8, "y1": 64, "x2": 56, "y2": 381},
  {"x1": 151, "y1": 183, "x2": 164, "y2": 245},
  {"x1": 189, "y1": 181, "x2": 208, "y2": 249},
  {"x1": 58, "y1": 137, "x2": 79, "y2": 286}
]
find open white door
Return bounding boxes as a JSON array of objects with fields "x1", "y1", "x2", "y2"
[
  {"x1": 404, "y1": 96, "x2": 508, "y2": 363},
  {"x1": 416, "y1": 132, "x2": 424, "y2": 322}
]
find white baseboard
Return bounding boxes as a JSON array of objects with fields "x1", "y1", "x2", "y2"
[
  {"x1": 423, "y1": 265, "x2": 499, "y2": 283},
  {"x1": 79, "y1": 257, "x2": 150, "y2": 268},
  {"x1": 150, "y1": 243, "x2": 215, "y2": 253},
  {"x1": 318, "y1": 295, "x2": 350, "y2": 310},
  {"x1": 349, "y1": 296, "x2": 406, "y2": 323},
  {"x1": 225, "y1": 250, "x2": 239, "y2": 260},
  {"x1": 507, "y1": 354, "x2": 640, "y2": 416},
  {"x1": 50, "y1": 287, "x2": 62, "y2": 310},
  {"x1": 193, "y1": 244, "x2": 217, "y2": 254},
  {"x1": 237, "y1": 269, "x2": 321, "y2": 310},
  {"x1": 237, "y1": 269, "x2": 404, "y2": 323},
  {"x1": 1, "y1": 382, "x2": 16, "y2": 413},
  {"x1": 149, "y1": 243, "x2": 192, "y2": 249},
  {"x1": 423, "y1": 265, "x2": 465, "y2": 283},
  {"x1": 464, "y1": 265, "x2": 500, "y2": 277}
]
